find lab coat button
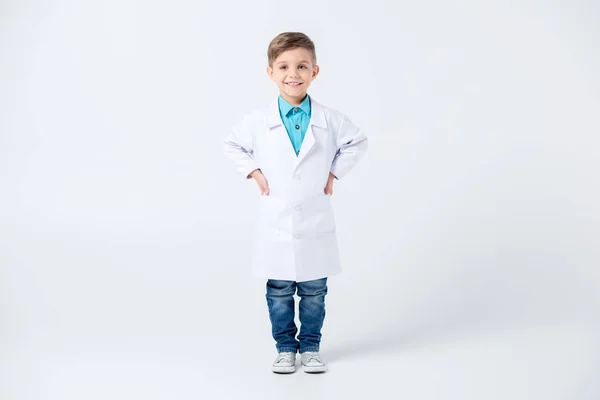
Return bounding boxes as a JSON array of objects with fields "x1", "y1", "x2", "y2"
[
  {"x1": 295, "y1": 175, "x2": 301, "y2": 180},
  {"x1": 295, "y1": 205, "x2": 302, "y2": 211},
  {"x1": 294, "y1": 234, "x2": 301, "y2": 239}
]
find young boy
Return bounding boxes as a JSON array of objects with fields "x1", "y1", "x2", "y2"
[{"x1": 222, "y1": 32, "x2": 368, "y2": 373}]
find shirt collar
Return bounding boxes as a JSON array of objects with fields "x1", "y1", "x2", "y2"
[{"x1": 278, "y1": 95, "x2": 311, "y2": 116}]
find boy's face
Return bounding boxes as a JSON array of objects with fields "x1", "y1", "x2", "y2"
[{"x1": 267, "y1": 48, "x2": 319, "y2": 106}]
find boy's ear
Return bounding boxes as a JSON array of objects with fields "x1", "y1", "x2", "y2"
[
  {"x1": 266, "y1": 66, "x2": 274, "y2": 80},
  {"x1": 312, "y1": 65, "x2": 320, "y2": 80}
]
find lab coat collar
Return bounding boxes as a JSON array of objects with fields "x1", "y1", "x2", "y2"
[
  {"x1": 267, "y1": 95, "x2": 327, "y2": 129},
  {"x1": 278, "y1": 95, "x2": 311, "y2": 117}
]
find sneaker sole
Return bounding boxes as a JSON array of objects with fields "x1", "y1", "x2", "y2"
[
  {"x1": 272, "y1": 366, "x2": 296, "y2": 374},
  {"x1": 302, "y1": 365, "x2": 327, "y2": 373}
]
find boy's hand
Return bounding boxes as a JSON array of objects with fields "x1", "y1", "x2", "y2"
[
  {"x1": 250, "y1": 169, "x2": 270, "y2": 195},
  {"x1": 324, "y1": 172, "x2": 336, "y2": 195}
]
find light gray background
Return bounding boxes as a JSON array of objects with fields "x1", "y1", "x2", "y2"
[{"x1": 1, "y1": 1, "x2": 599, "y2": 399}]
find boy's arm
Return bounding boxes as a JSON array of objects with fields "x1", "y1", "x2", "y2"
[
  {"x1": 330, "y1": 114, "x2": 368, "y2": 180},
  {"x1": 222, "y1": 115, "x2": 260, "y2": 179}
]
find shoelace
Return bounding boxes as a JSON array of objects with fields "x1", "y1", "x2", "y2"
[
  {"x1": 275, "y1": 353, "x2": 295, "y2": 364},
  {"x1": 302, "y1": 352, "x2": 322, "y2": 364}
]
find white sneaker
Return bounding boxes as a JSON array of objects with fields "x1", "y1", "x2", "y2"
[
  {"x1": 301, "y1": 351, "x2": 327, "y2": 373},
  {"x1": 272, "y1": 352, "x2": 296, "y2": 374}
]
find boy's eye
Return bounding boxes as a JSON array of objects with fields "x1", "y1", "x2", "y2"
[{"x1": 278, "y1": 65, "x2": 307, "y2": 70}]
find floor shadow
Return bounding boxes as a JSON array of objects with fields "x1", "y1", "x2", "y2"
[
  {"x1": 322, "y1": 316, "x2": 523, "y2": 364},
  {"x1": 325, "y1": 238, "x2": 596, "y2": 364}
]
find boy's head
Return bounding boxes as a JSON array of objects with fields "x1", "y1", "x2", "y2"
[{"x1": 267, "y1": 32, "x2": 320, "y2": 106}]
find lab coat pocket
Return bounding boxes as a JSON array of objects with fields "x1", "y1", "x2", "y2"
[
  {"x1": 258, "y1": 195, "x2": 282, "y2": 237},
  {"x1": 306, "y1": 194, "x2": 336, "y2": 235}
]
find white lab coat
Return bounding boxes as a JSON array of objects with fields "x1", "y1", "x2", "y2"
[{"x1": 223, "y1": 97, "x2": 368, "y2": 282}]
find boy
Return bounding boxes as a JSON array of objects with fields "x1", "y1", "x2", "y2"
[{"x1": 222, "y1": 32, "x2": 368, "y2": 373}]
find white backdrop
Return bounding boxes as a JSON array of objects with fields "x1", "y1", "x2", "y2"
[{"x1": 1, "y1": 1, "x2": 599, "y2": 399}]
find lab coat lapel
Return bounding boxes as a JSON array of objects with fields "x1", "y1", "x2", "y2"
[
  {"x1": 266, "y1": 97, "x2": 328, "y2": 169},
  {"x1": 296, "y1": 98, "x2": 327, "y2": 167},
  {"x1": 296, "y1": 125, "x2": 315, "y2": 165},
  {"x1": 266, "y1": 100, "x2": 299, "y2": 161}
]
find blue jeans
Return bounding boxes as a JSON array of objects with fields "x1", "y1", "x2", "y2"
[{"x1": 265, "y1": 278, "x2": 328, "y2": 354}]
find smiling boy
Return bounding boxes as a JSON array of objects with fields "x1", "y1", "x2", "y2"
[{"x1": 223, "y1": 32, "x2": 368, "y2": 373}]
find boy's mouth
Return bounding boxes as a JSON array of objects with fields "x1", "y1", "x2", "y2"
[{"x1": 285, "y1": 82, "x2": 303, "y2": 87}]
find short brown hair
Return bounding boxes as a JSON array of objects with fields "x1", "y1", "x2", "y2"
[{"x1": 267, "y1": 32, "x2": 316, "y2": 67}]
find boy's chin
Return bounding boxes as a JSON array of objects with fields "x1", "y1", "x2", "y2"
[{"x1": 281, "y1": 90, "x2": 308, "y2": 99}]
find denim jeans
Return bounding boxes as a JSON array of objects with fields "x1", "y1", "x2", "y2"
[{"x1": 265, "y1": 278, "x2": 327, "y2": 354}]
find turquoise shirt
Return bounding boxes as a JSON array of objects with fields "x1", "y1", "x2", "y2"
[{"x1": 278, "y1": 95, "x2": 311, "y2": 156}]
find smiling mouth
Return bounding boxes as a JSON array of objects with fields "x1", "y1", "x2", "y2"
[{"x1": 285, "y1": 82, "x2": 303, "y2": 87}]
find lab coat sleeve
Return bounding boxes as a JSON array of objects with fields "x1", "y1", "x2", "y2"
[
  {"x1": 222, "y1": 114, "x2": 260, "y2": 179},
  {"x1": 330, "y1": 114, "x2": 368, "y2": 180}
]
